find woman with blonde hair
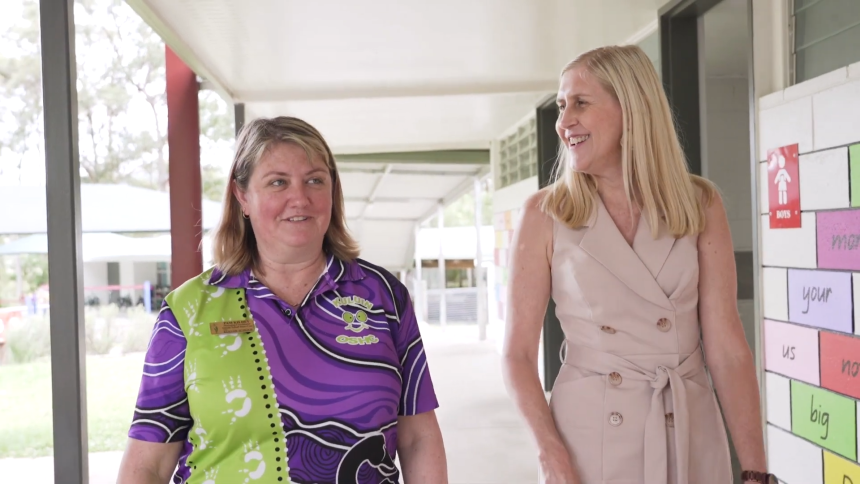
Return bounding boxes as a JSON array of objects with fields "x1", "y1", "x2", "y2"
[
  {"x1": 502, "y1": 46, "x2": 775, "y2": 484},
  {"x1": 118, "y1": 116, "x2": 447, "y2": 484}
]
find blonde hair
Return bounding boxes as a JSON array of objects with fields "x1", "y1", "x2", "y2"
[
  {"x1": 540, "y1": 45, "x2": 716, "y2": 238},
  {"x1": 212, "y1": 116, "x2": 360, "y2": 275}
]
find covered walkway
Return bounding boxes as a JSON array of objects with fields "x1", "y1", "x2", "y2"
[{"x1": 26, "y1": 0, "x2": 665, "y2": 480}]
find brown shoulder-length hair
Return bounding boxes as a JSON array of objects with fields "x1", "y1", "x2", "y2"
[{"x1": 211, "y1": 116, "x2": 360, "y2": 275}]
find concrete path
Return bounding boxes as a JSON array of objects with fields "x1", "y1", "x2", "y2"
[{"x1": 0, "y1": 323, "x2": 538, "y2": 483}]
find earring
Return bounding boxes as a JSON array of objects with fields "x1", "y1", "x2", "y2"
[{"x1": 242, "y1": 212, "x2": 249, "y2": 220}]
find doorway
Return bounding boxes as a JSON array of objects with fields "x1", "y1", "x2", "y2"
[{"x1": 661, "y1": 0, "x2": 757, "y2": 482}]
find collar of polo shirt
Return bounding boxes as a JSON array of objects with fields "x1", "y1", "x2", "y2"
[{"x1": 206, "y1": 254, "x2": 367, "y2": 291}]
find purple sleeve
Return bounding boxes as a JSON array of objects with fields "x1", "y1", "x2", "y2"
[
  {"x1": 128, "y1": 302, "x2": 192, "y2": 443},
  {"x1": 392, "y1": 282, "x2": 439, "y2": 416}
]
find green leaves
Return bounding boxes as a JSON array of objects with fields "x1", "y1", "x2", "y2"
[{"x1": 0, "y1": 0, "x2": 233, "y2": 193}]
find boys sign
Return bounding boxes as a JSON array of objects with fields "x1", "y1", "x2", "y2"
[{"x1": 768, "y1": 144, "x2": 801, "y2": 228}]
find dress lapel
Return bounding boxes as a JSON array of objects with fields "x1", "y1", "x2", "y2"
[
  {"x1": 578, "y1": 197, "x2": 674, "y2": 311},
  {"x1": 633, "y1": 212, "x2": 677, "y2": 280}
]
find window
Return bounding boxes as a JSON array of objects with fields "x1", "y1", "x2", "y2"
[
  {"x1": 497, "y1": 116, "x2": 537, "y2": 189},
  {"x1": 155, "y1": 262, "x2": 170, "y2": 288},
  {"x1": 793, "y1": 0, "x2": 860, "y2": 83}
]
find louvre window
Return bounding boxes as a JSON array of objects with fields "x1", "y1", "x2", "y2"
[
  {"x1": 793, "y1": 0, "x2": 860, "y2": 83},
  {"x1": 497, "y1": 117, "x2": 537, "y2": 189}
]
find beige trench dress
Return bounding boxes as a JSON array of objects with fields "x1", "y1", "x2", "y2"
[{"x1": 548, "y1": 197, "x2": 733, "y2": 484}]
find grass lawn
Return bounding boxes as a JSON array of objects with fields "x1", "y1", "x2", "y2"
[{"x1": 0, "y1": 353, "x2": 146, "y2": 458}]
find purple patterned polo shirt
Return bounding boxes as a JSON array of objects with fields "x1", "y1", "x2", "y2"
[{"x1": 128, "y1": 255, "x2": 439, "y2": 484}]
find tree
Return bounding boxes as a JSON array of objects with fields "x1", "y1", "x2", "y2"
[
  {"x1": 0, "y1": 0, "x2": 233, "y2": 194},
  {"x1": 0, "y1": 1, "x2": 43, "y2": 184},
  {"x1": 0, "y1": 0, "x2": 235, "y2": 304},
  {"x1": 199, "y1": 89, "x2": 234, "y2": 202}
]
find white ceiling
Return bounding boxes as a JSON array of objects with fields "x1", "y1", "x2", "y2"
[
  {"x1": 339, "y1": 158, "x2": 488, "y2": 270},
  {"x1": 125, "y1": 0, "x2": 669, "y2": 270},
  {"x1": 128, "y1": 0, "x2": 668, "y2": 153}
]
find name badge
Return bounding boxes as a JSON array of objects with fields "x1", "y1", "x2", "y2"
[{"x1": 209, "y1": 320, "x2": 255, "y2": 335}]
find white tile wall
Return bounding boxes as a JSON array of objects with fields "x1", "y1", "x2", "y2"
[
  {"x1": 760, "y1": 90, "x2": 784, "y2": 110},
  {"x1": 798, "y1": 148, "x2": 851, "y2": 210},
  {"x1": 784, "y1": 67, "x2": 848, "y2": 103},
  {"x1": 759, "y1": 96, "x2": 814, "y2": 161},
  {"x1": 850, "y1": 60, "x2": 860, "y2": 79},
  {"x1": 493, "y1": 176, "x2": 538, "y2": 214},
  {"x1": 766, "y1": 372, "x2": 792, "y2": 431},
  {"x1": 854, "y1": 273, "x2": 860, "y2": 336},
  {"x1": 767, "y1": 425, "x2": 824, "y2": 484},
  {"x1": 763, "y1": 267, "x2": 789, "y2": 321},
  {"x1": 759, "y1": 62, "x2": 860, "y2": 484},
  {"x1": 760, "y1": 213, "x2": 818, "y2": 268},
  {"x1": 813, "y1": 80, "x2": 860, "y2": 151}
]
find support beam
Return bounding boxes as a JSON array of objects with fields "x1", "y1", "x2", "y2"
[
  {"x1": 167, "y1": 47, "x2": 203, "y2": 289},
  {"x1": 14, "y1": 255, "x2": 22, "y2": 304},
  {"x1": 415, "y1": 166, "x2": 491, "y2": 225},
  {"x1": 39, "y1": 0, "x2": 89, "y2": 482},
  {"x1": 345, "y1": 195, "x2": 440, "y2": 203},
  {"x1": 346, "y1": 216, "x2": 417, "y2": 223},
  {"x1": 234, "y1": 103, "x2": 245, "y2": 136},
  {"x1": 236, "y1": 79, "x2": 558, "y2": 102},
  {"x1": 360, "y1": 164, "x2": 392, "y2": 219},
  {"x1": 339, "y1": 167, "x2": 476, "y2": 177},
  {"x1": 474, "y1": 178, "x2": 487, "y2": 340},
  {"x1": 437, "y1": 204, "x2": 446, "y2": 327},
  {"x1": 413, "y1": 224, "x2": 424, "y2": 324},
  {"x1": 337, "y1": 149, "x2": 490, "y2": 165}
]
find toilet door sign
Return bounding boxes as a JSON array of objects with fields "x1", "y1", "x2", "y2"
[{"x1": 768, "y1": 144, "x2": 801, "y2": 229}]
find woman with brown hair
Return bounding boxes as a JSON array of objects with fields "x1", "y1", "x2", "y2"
[{"x1": 118, "y1": 116, "x2": 447, "y2": 484}]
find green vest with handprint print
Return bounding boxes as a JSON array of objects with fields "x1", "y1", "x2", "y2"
[{"x1": 167, "y1": 269, "x2": 291, "y2": 484}]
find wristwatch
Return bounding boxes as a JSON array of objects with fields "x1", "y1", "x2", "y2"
[{"x1": 740, "y1": 470, "x2": 778, "y2": 484}]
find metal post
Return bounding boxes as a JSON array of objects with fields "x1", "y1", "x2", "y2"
[
  {"x1": 234, "y1": 103, "x2": 245, "y2": 137},
  {"x1": 39, "y1": 0, "x2": 89, "y2": 482},
  {"x1": 14, "y1": 255, "x2": 23, "y2": 304},
  {"x1": 413, "y1": 224, "x2": 424, "y2": 324},
  {"x1": 437, "y1": 204, "x2": 447, "y2": 326},
  {"x1": 143, "y1": 280, "x2": 152, "y2": 313},
  {"x1": 474, "y1": 178, "x2": 487, "y2": 340}
]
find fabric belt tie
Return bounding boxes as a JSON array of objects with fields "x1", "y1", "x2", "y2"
[{"x1": 560, "y1": 342, "x2": 706, "y2": 484}]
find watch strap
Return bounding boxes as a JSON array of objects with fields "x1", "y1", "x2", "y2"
[{"x1": 741, "y1": 470, "x2": 775, "y2": 483}]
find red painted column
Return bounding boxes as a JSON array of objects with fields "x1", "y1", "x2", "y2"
[{"x1": 166, "y1": 47, "x2": 202, "y2": 289}]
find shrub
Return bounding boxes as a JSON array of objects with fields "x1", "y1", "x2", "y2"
[
  {"x1": 2, "y1": 304, "x2": 159, "y2": 365},
  {"x1": 121, "y1": 306, "x2": 155, "y2": 354},
  {"x1": 85, "y1": 305, "x2": 121, "y2": 355},
  {"x1": 5, "y1": 313, "x2": 51, "y2": 364}
]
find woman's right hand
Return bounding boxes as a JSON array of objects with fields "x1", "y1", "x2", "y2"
[
  {"x1": 501, "y1": 191, "x2": 579, "y2": 484},
  {"x1": 539, "y1": 445, "x2": 581, "y2": 484}
]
